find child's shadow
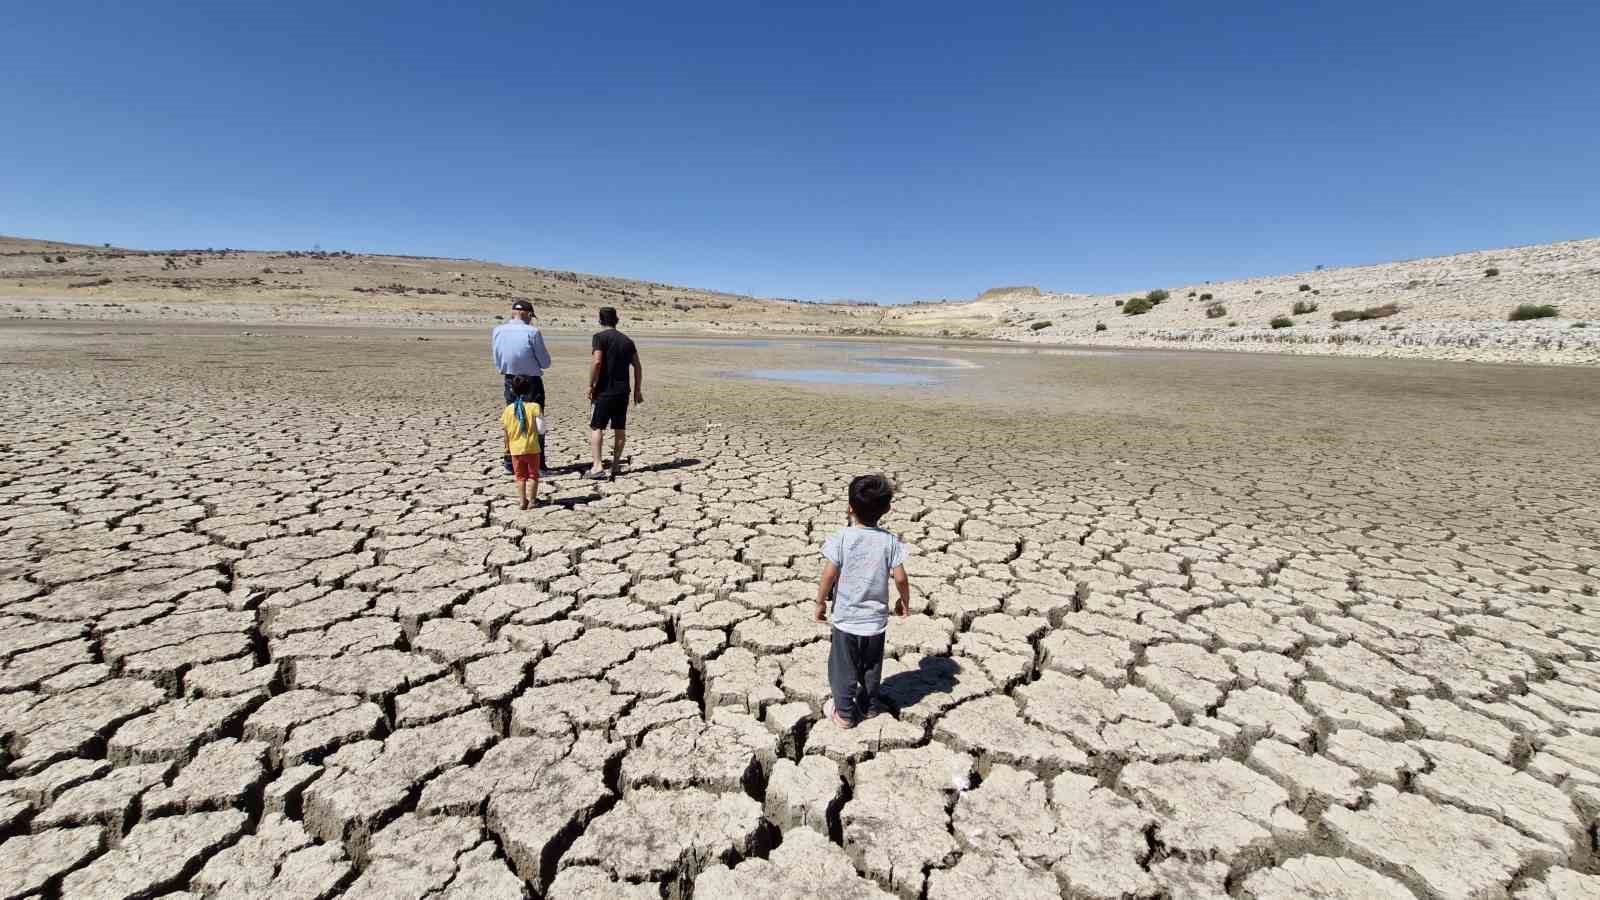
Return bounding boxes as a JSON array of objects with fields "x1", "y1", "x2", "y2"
[{"x1": 878, "y1": 654, "x2": 967, "y2": 716}]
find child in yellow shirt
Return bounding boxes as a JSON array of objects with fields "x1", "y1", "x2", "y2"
[{"x1": 501, "y1": 375, "x2": 545, "y2": 509}]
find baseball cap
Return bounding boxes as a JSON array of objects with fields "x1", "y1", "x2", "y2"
[{"x1": 510, "y1": 299, "x2": 534, "y2": 312}]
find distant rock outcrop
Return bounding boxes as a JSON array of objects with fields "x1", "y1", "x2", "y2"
[{"x1": 976, "y1": 286, "x2": 1041, "y2": 302}]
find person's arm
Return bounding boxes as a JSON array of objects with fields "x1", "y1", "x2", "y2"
[
  {"x1": 814, "y1": 561, "x2": 840, "y2": 623},
  {"x1": 501, "y1": 412, "x2": 510, "y2": 455},
  {"x1": 532, "y1": 330, "x2": 552, "y2": 370},
  {"x1": 891, "y1": 565, "x2": 911, "y2": 617},
  {"x1": 631, "y1": 350, "x2": 644, "y2": 405},
  {"x1": 588, "y1": 349, "x2": 603, "y2": 402}
]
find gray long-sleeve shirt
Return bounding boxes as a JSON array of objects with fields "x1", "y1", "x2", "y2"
[{"x1": 491, "y1": 320, "x2": 553, "y2": 376}]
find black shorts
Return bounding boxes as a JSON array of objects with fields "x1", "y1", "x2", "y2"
[{"x1": 589, "y1": 394, "x2": 629, "y2": 430}]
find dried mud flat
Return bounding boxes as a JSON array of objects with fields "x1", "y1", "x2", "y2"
[{"x1": 2, "y1": 321, "x2": 1599, "y2": 899}]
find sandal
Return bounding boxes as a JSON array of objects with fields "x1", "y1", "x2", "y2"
[{"x1": 823, "y1": 699, "x2": 854, "y2": 730}]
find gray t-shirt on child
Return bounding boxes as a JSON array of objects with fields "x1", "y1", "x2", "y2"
[{"x1": 822, "y1": 526, "x2": 908, "y2": 637}]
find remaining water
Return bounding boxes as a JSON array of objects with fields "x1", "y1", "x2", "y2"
[
  {"x1": 856, "y1": 356, "x2": 970, "y2": 368},
  {"x1": 734, "y1": 368, "x2": 931, "y2": 386}
]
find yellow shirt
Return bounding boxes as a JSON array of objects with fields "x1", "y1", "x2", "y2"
[{"x1": 501, "y1": 402, "x2": 542, "y2": 455}]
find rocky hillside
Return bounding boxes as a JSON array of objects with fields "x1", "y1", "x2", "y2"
[
  {"x1": 0, "y1": 236, "x2": 869, "y2": 332},
  {"x1": 886, "y1": 238, "x2": 1600, "y2": 364}
]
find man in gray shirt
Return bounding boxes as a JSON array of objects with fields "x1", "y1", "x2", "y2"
[{"x1": 492, "y1": 299, "x2": 553, "y2": 473}]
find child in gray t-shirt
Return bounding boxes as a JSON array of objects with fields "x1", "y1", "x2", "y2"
[{"x1": 814, "y1": 474, "x2": 911, "y2": 729}]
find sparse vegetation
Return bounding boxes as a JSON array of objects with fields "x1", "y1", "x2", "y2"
[
  {"x1": 1572, "y1": 322, "x2": 1589, "y2": 329},
  {"x1": 1146, "y1": 289, "x2": 1170, "y2": 304},
  {"x1": 1029, "y1": 320, "x2": 1051, "y2": 331},
  {"x1": 1292, "y1": 300, "x2": 1319, "y2": 315},
  {"x1": 1115, "y1": 299, "x2": 1124, "y2": 307},
  {"x1": 1122, "y1": 296, "x2": 1155, "y2": 316},
  {"x1": 1484, "y1": 267, "x2": 1500, "y2": 277},
  {"x1": 1508, "y1": 303, "x2": 1558, "y2": 321},
  {"x1": 1204, "y1": 303, "x2": 1227, "y2": 319},
  {"x1": 1227, "y1": 320, "x2": 1238, "y2": 327},
  {"x1": 1269, "y1": 316, "x2": 1294, "y2": 329},
  {"x1": 1298, "y1": 284, "x2": 1312, "y2": 292},
  {"x1": 1199, "y1": 292, "x2": 1213, "y2": 301},
  {"x1": 1330, "y1": 303, "x2": 1400, "y2": 322},
  {"x1": 1095, "y1": 322, "x2": 1107, "y2": 332}
]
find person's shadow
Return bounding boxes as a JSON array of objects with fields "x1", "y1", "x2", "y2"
[{"x1": 877, "y1": 654, "x2": 967, "y2": 716}]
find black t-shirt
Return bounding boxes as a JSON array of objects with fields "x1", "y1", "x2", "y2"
[{"x1": 592, "y1": 329, "x2": 637, "y2": 399}]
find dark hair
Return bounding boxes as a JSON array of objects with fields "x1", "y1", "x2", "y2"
[
  {"x1": 598, "y1": 306, "x2": 619, "y2": 327},
  {"x1": 509, "y1": 375, "x2": 537, "y2": 400},
  {"x1": 848, "y1": 474, "x2": 894, "y2": 526}
]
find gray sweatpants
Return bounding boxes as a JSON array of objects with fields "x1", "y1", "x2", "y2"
[{"x1": 828, "y1": 627, "x2": 886, "y2": 722}]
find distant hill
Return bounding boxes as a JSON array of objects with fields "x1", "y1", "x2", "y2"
[{"x1": 0, "y1": 235, "x2": 875, "y2": 333}]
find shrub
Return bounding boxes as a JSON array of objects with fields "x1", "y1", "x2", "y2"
[
  {"x1": 1484, "y1": 267, "x2": 1500, "y2": 277},
  {"x1": 1298, "y1": 283, "x2": 1312, "y2": 292},
  {"x1": 1572, "y1": 322, "x2": 1588, "y2": 329},
  {"x1": 1122, "y1": 296, "x2": 1155, "y2": 315},
  {"x1": 1508, "y1": 304, "x2": 1558, "y2": 321},
  {"x1": 1269, "y1": 316, "x2": 1294, "y2": 329},
  {"x1": 1114, "y1": 299, "x2": 1124, "y2": 306},
  {"x1": 1330, "y1": 303, "x2": 1399, "y2": 322},
  {"x1": 1204, "y1": 303, "x2": 1227, "y2": 319},
  {"x1": 1095, "y1": 322, "x2": 1108, "y2": 332},
  {"x1": 55, "y1": 255, "x2": 67, "y2": 263},
  {"x1": 1199, "y1": 292, "x2": 1213, "y2": 301},
  {"x1": 1227, "y1": 320, "x2": 1238, "y2": 326},
  {"x1": 1146, "y1": 289, "x2": 1170, "y2": 304},
  {"x1": 1292, "y1": 300, "x2": 1319, "y2": 315},
  {"x1": 1029, "y1": 320, "x2": 1051, "y2": 331},
  {"x1": 1187, "y1": 291, "x2": 1197, "y2": 298}
]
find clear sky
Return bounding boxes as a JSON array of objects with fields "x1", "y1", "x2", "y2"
[{"x1": 4, "y1": 2, "x2": 1597, "y2": 302}]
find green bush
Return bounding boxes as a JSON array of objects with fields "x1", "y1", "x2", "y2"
[
  {"x1": 1269, "y1": 316, "x2": 1294, "y2": 329},
  {"x1": 1484, "y1": 267, "x2": 1500, "y2": 277},
  {"x1": 1029, "y1": 320, "x2": 1051, "y2": 331},
  {"x1": 1122, "y1": 296, "x2": 1155, "y2": 315},
  {"x1": 1298, "y1": 283, "x2": 1312, "y2": 292},
  {"x1": 1095, "y1": 322, "x2": 1108, "y2": 332},
  {"x1": 1330, "y1": 303, "x2": 1400, "y2": 322},
  {"x1": 1508, "y1": 304, "x2": 1558, "y2": 321},
  {"x1": 1292, "y1": 300, "x2": 1319, "y2": 315},
  {"x1": 1146, "y1": 289, "x2": 1170, "y2": 304},
  {"x1": 1204, "y1": 303, "x2": 1227, "y2": 319}
]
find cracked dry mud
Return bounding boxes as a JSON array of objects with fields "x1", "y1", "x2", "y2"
[{"x1": 2, "y1": 322, "x2": 1599, "y2": 899}]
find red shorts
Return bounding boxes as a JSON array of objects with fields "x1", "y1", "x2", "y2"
[{"x1": 511, "y1": 453, "x2": 541, "y2": 479}]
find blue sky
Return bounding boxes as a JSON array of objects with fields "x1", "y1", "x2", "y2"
[{"x1": 4, "y1": 2, "x2": 1597, "y2": 302}]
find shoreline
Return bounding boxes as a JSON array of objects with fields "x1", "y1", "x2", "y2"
[{"x1": 5, "y1": 295, "x2": 1599, "y2": 367}]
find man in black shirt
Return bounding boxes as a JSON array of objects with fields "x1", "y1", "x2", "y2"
[{"x1": 587, "y1": 307, "x2": 643, "y2": 479}]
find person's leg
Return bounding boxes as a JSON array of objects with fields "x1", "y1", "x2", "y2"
[
  {"x1": 826, "y1": 628, "x2": 858, "y2": 727},
  {"x1": 611, "y1": 428, "x2": 625, "y2": 478},
  {"x1": 529, "y1": 376, "x2": 550, "y2": 474},
  {"x1": 859, "y1": 632, "x2": 887, "y2": 716},
  {"x1": 501, "y1": 376, "x2": 515, "y2": 474},
  {"x1": 587, "y1": 398, "x2": 607, "y2": 475},
  {"x1": 529, "y1": 453, "x2": 540, "y2": 505}
]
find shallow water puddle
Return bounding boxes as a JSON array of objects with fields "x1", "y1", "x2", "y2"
[{"x1": 733, "y1": 368, "x2": 932, "y2": 385}]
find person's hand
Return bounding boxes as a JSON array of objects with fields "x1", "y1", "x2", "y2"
[
  {"x1": 895, "y1": 596, "x2": 910, "y2": 618},
  {"x1": 814, "y1": 601, "x2": 827, "y2": 624},
  {"x1": 586, "y1": 386, "x2": 595, "y2": 402},
  {"x1": 634, "y1": 390, "x2": 644, "y2": 405}
]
